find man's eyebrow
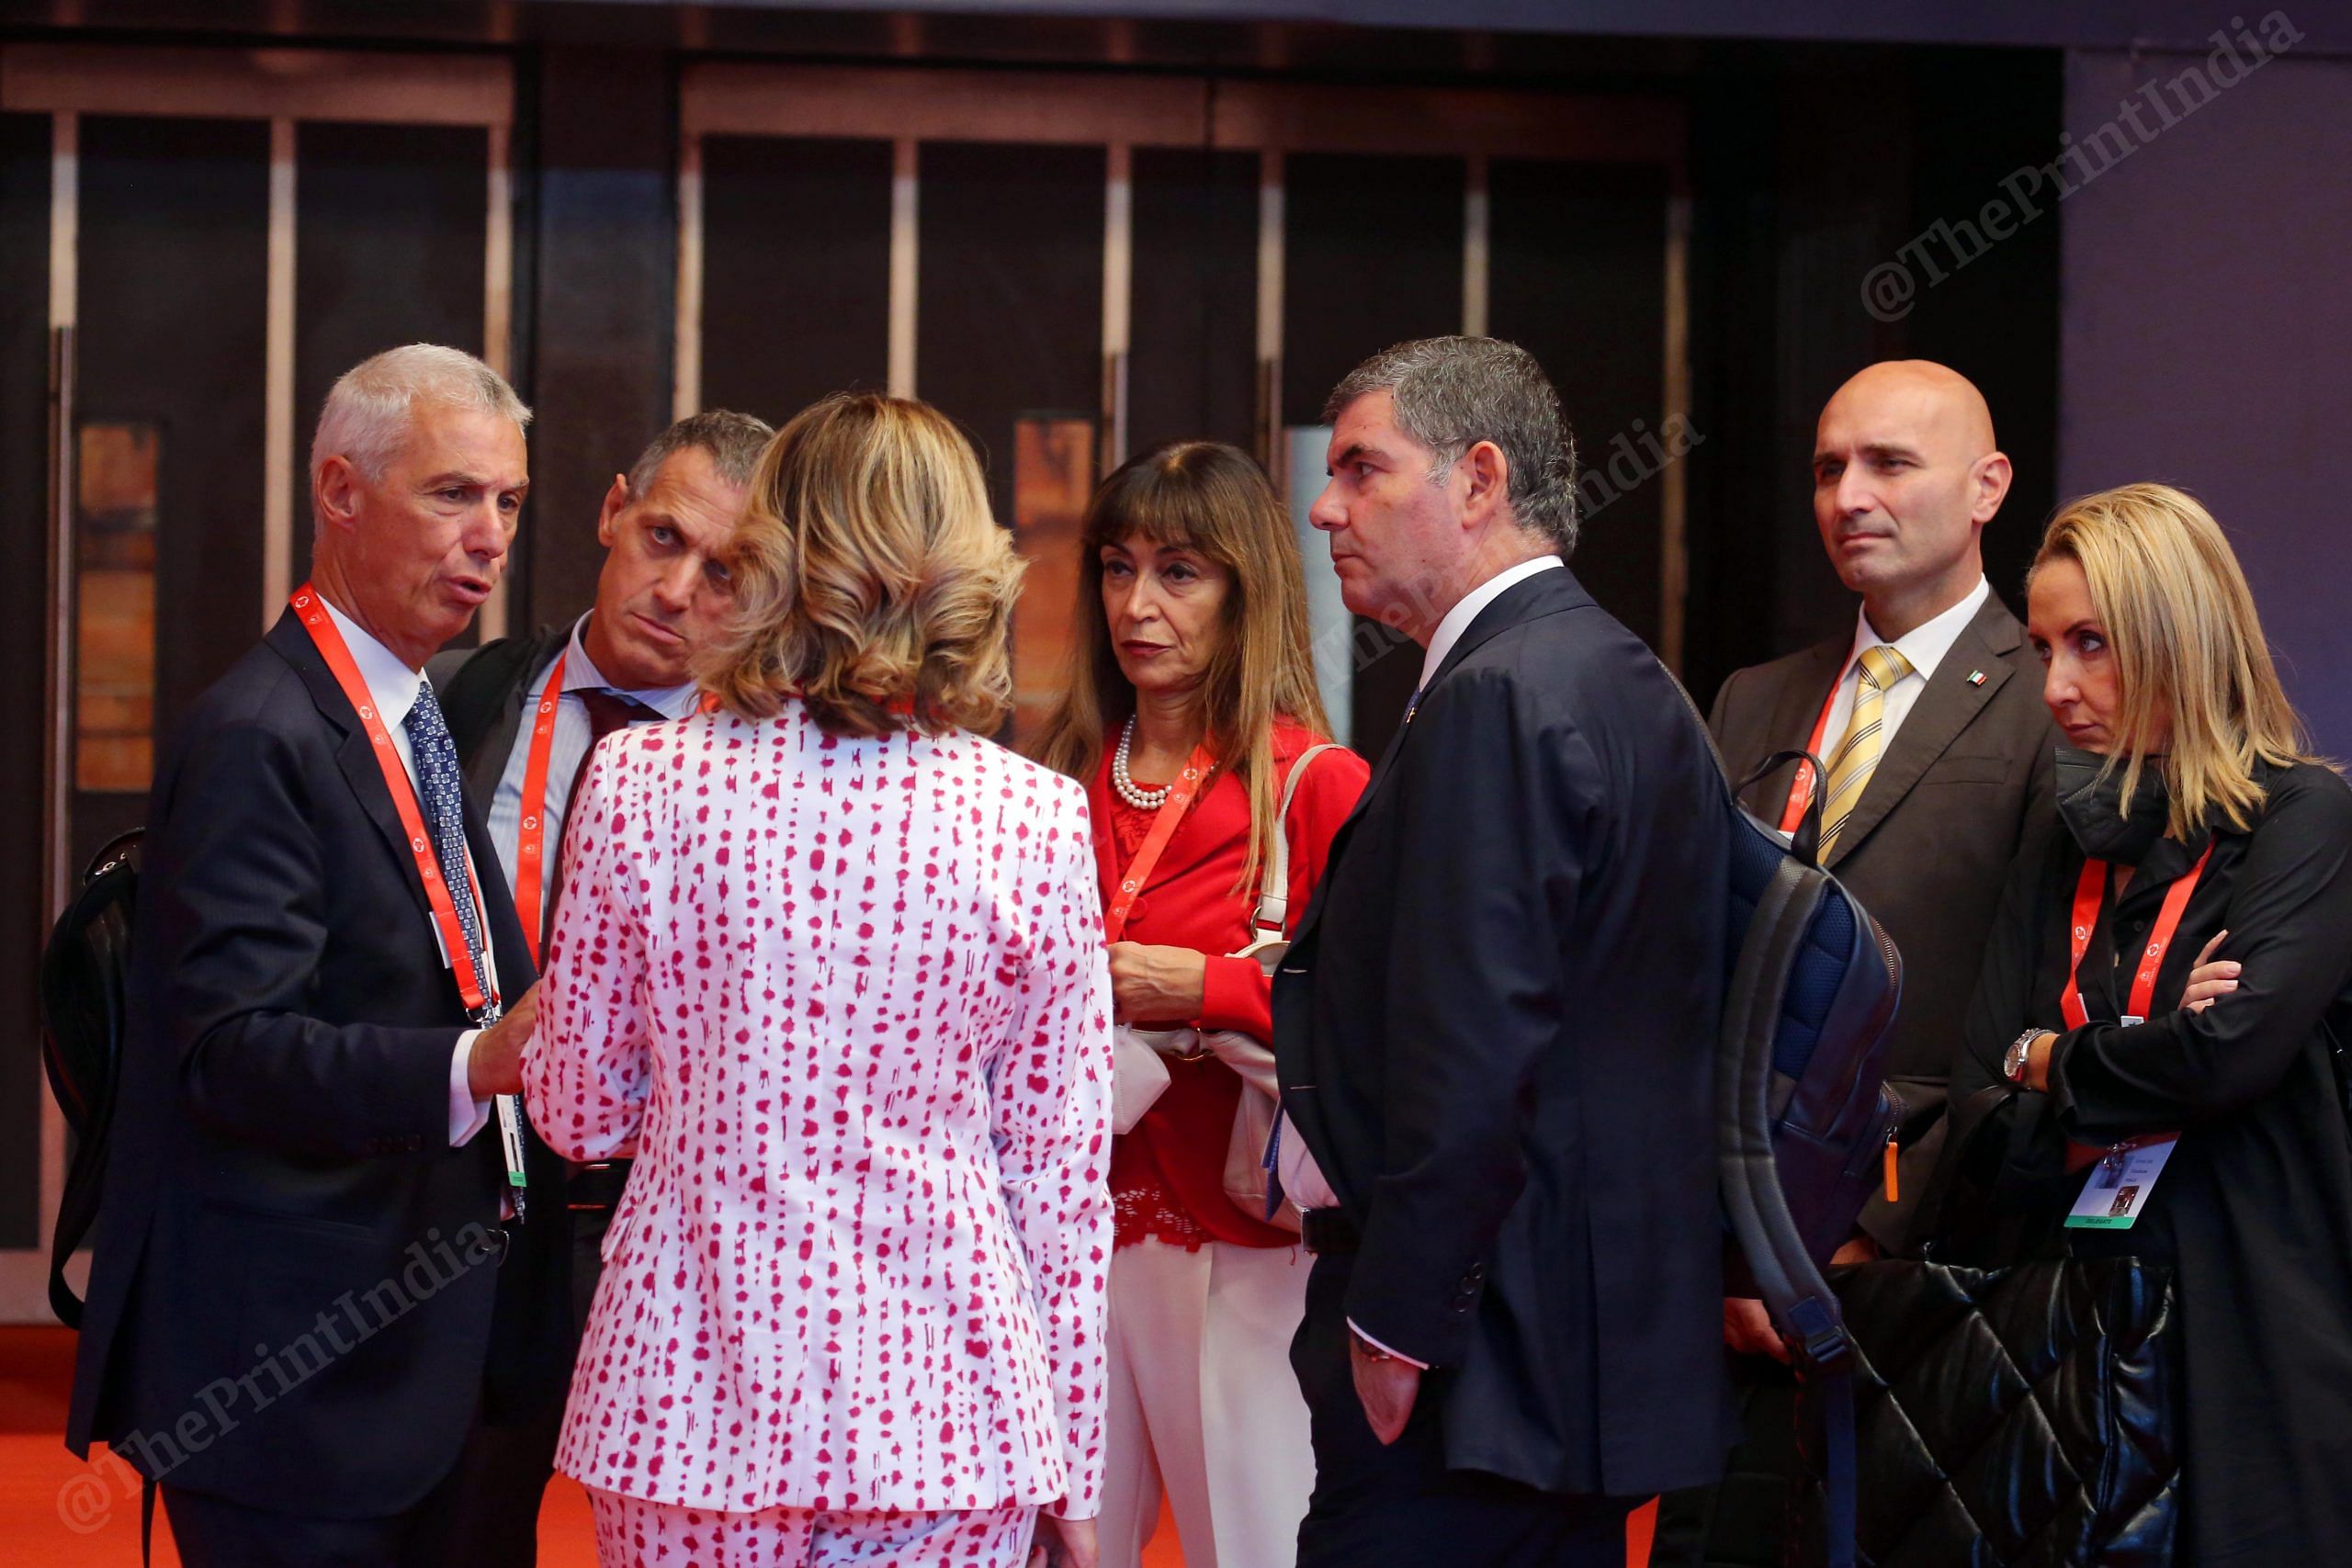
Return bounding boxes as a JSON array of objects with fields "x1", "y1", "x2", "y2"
[
  {"x1": 1858, "y1": 442, "x2": 1924, "y2": 463},
  {"x1": 1331, "y1": 440, "x2": 1380, "y2": 468},
  {"x1": 418, "y1": 469, "x2": 529, "y2": 493}
]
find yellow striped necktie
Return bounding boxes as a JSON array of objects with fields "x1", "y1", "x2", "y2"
[{"x1": 1819, "y1": 645, "x2": 1913, "y2": 857}]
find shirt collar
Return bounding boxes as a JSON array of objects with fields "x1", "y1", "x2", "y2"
[
  {"x1": 562, "y1": 614, "x2": 703, "y2": 720},
  {"x1": 1417, "y1": 555, "x2": 1563, "y2": 693},
  {"x1": 1847, "y1": 575, "x2": 1990, "y2": 687},
  {"x1": 321, "y1": 595, "x2": 427, "y2": 730}
]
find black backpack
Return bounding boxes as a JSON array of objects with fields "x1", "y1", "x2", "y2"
[
  {"x1": 39, "y1": 829, "x2": 143, "y2": 1330},
  {"x1": 1664, "y1": 669, "x2": 1905, "y2": 1568}
]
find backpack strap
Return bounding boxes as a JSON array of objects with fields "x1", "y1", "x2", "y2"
[{"x1": 1249, "y1": 742, "x2": 1340, "y2": 942}]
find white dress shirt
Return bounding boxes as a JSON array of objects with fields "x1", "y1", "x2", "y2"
[
  {"x1": 319, "y1": 598, "x2": 501, "y2": 1150},
  {"x1": 1814, "y1": 576, "x2": 1992, "y2": 758},
  {"x1": 1276, "y1": 553, "x2": 1563, "y2": 1366},
  {"x1": 484, "y1": 613, "x2": 702, "y2": 895},
  {"x1": 1415, "y1": 553, "x2": 1564, "y2": 695}
]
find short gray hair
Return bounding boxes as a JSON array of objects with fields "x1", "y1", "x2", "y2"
[
  {"x1": 626, "y1": 409, "x2": 775, "y2": 500},
  {"x1": 1322, "y1": 335, "x2": 1578, "y2": 552},
  {"x1": 310, "y1": 344, "x2": 530, "y2": 491}
]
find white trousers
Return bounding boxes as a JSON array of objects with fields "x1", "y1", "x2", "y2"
[
  {"x1": 588, "y1": 1488, "x2": 1037, "y2": 1567},
  {"x1": 1099, "y1": 1237, "x2": 1316, "y2": 1568}
]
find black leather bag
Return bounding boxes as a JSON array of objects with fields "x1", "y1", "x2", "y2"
[{"x1": 1796, "y1": 1088, "x2": 2183, "y2": 1566}]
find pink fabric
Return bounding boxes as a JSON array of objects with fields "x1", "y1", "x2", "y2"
[
  {"x1": 587, "y1": 1486, "x2": 1037, "y2": 1566},
  {"x1": 525, "y1": 705, "x2": 1114, "y2": 1520}
]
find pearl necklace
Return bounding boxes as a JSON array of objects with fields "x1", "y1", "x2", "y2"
[{"x1": 1112, "y1": 716, "x2": 1172, "y2": 810}]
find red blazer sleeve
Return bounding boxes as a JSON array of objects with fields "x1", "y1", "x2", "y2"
[{"x1": 1196, "y1": 743, "x2": 1372, "y2": 1037}]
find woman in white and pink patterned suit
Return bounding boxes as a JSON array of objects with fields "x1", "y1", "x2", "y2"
[{"x1": 522, "y1": 392, "x2": 1114, "y2": 1568}]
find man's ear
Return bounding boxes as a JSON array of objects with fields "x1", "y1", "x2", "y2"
[
  {"x1": 1459, "y1": 440, "x2": 1512, "y2": 529},
  {"x1": 313, "y1": 455, "x2": 362, "y2": 536},
  {"x1": 596, "y1": 474, "x2": 630, "y2": 548},
  {"x1": 1972, "y1": 449, "x2": 2014, "y2": 525}
]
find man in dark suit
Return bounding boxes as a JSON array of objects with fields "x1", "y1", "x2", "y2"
[
  {"x1": 1272, "y1": 336, "x2": 1733, "y2": 1568},
  {"x1": 67, "y1": 345, "x2": 569, "y2": 1566},
  {"x1": 423, "y1": 406, "x2": 768, "y2": 1565},
  {"x1": 1652, "y1": 360, "x2": 2058, "y2": 1566}
]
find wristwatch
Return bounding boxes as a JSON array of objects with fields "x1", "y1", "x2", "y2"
[{"x1": 2004, "y1": 1028, "x2": 2045, "y2": 1087}]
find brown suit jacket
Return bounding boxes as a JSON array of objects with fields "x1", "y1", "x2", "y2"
[{"x1": 1709, "y1": 592, "x2": 2058, "y2": 1248}]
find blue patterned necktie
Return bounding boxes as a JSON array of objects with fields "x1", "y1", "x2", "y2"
[{"x1": 402, "y1": 679, "x2": 491, "y2": 1015}]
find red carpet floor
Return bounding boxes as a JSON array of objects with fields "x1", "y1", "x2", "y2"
[{"x1": 0, "y1": 1328, "x2": 1193, "y2": 1567}]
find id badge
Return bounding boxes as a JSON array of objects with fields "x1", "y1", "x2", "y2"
[{"x1": 2064, "y1": 1134, "x2": 2178, "y2": 1230}]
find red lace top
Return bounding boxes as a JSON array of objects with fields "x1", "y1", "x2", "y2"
[{"x1": 1091, "y1": 720, "x2": 1369, "y2": 1250}]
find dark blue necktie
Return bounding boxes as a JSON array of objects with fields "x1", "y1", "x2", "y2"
[
  {"x1": 407, "y1": 678, "x2": 529, "y2": 1222},
  {"x1": 403, "y1": 680, "x2": 490, "y2": 1010}
]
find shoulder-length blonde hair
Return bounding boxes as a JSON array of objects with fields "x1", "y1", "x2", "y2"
[
  {"x1": 1029, "y1": 441, "x2": 1329, "y2": 886},
  {"x1": 2030, "y1": 481, "x2": 2312, "y2": 839},
  {"x1": 699, "y1": 392, "x2": 1022, "y2": 739}
]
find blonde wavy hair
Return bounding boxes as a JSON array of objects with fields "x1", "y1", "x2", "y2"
[
  {"x1": 698, "y1": 393, "x2": 1023, "y2": 739},
  {"x1": 1028, "y1": 441, "x2": 1329, "y2": 889},
  {"x1": 2030, "y1": 482, "x2": 2313, "y2": 840}
]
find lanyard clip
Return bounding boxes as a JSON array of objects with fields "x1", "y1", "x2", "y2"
[{"x1": 472, "y1": 998, "x2": 503, "y2": 1030}]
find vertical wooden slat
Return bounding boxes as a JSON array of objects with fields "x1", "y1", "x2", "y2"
[
  {"x1": 1100, "y1": 141, "x2": 1132, "y2": 474},
  {"x1": 40, "y1": 109, "x2": 78, "y2": 1279},
  {"x1": 672, "y1": 130, "x2": 703, "y2": 422},
  {"x1": 1463, "y1": 153, "x2": 1490, "y2": 339},
  {"x1": 478, "y1": 118, "x2": 514, "y2": 643},
  {"x1": 1254, "y1": 147, "x2": 1283, "y2": 468},
  {"x1": 1660, "y1": 186, "x2": 1693, "y2": 674},
  {"x1": 262, "y1": 117, "x2": 296, "y2": 631},
  {"x1": 888, "y1": 138, "x2": 918, "y2": 398}
]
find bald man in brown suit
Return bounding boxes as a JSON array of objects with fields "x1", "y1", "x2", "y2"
[{"x1": 1653, "y1": 362, "x2": 2060, "y2": 1566}]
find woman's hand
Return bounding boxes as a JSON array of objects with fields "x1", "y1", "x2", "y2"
[
  {"x1": 1105, "y1": 942, "x2": 1207, "y2": 1022},
  {"x1": 1029, "y1": 1514, "x2": 1099, "y2": 1568},
  {"x1": 2178, "y1": 930, "x2": 2241, "y2": 1014}
]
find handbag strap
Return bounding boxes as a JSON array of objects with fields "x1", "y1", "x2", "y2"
[{"x1": 1250, "y1": 742, "x2": 1340, "y2": 940}]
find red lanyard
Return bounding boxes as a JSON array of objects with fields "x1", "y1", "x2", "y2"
[
  {"x1": 291, "y1": 585, "x2": 499, "y2": 1020},
  {"x1": 511, "y1": 653, "x2": 568, "y2": 967},
  {"x1": 1779, "y1": 661, "x2": 1855, "y2": 833},
  {"x1": 2061, "y1": 843, "x2": 2214, "y2": 1029},
  {"x1": 511, "y1": 654, "x2": 719, "y2": 965},
  {"x1": 1102, "y1": 744, "x2": 1216, "y2": 943}
]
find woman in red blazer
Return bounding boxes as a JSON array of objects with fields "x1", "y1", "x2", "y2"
[{"x1": 1034, "y1": 441, "x2": 1369, "y2": 1568}]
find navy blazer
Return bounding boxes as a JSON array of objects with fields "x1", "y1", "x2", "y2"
[
  {"x1": 1274, "y1": 566, "x2": 1733, "y2": 1498},
  {"x1": 67, "y1": 609, "x2": 570, "y2": 1516}
]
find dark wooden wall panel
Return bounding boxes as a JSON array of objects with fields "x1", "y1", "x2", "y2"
[
  {"x1": 1489, "y1": 159, "x2": 1668, "y2": 650},
  {"x1": 1281, "y1": 150, "x2": 1464, "y2": 756},
  {"x1": 524, "y1": 46, "x2": 675, "y2": 634},
  {"x1": 76, "y1": 114, "x2": 270, "y2": 842},
  {"x1": 1126, "y1": 145, "x2": 1258, "y2": 457},
  {"x1": 914, "y1": 140, "x2": 1104, "y2": 525},
  {"x1": 1281, "y1": 152, "x2": 1463, "y2": 426},
  {"x1": 700, "y1": 134, "x2": 892, "y2": 428},
  {"x1": 1, "y1": 114, "x2": 54, "y2": 1250},
  {"x1": 291, "y1": 121, "x2": 490, "y2": 605}
]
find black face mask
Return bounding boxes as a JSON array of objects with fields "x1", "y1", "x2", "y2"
[{"x1": 2055, "y1": 746, "x2": 2172, "y2": 864}]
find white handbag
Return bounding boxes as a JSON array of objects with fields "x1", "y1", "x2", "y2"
[
  {"x1": 1209, "y1": 746, "x2": 1337, "y2": 1232},
  {"x1": 1103, "y1": 745, "x2": 1338, "y2": 1230}
]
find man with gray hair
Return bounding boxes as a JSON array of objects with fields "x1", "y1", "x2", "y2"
[
  {"x1": 68, "y1": 344, "x2": 566, "y2": 1565},
  {"x1": 425, "y1": 406, "x2": 772, "y2": 1566},
  {"x1": 1272, "y1": 336, "x2": 1733, "y2": 1565}
]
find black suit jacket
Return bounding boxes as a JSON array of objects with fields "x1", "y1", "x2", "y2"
[
  {"x1": 425, "y1": 624, "x2": 569, "y2": 818},
  {"x1": 68, "y1": 610, "x2": 571, "y2": 1516},
  {"x1": 1707, "y1": 592, "x2": 2057, "y2": 1247},
  {"x1": 1274, "y1": 567, "x2": 1733, "y2": 1497}
]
